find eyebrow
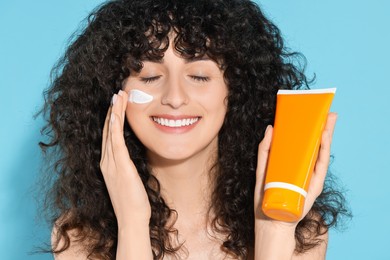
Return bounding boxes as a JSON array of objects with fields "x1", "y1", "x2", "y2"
[
  {"x1": 141, "y1": 55, "x2": 211, "y2": 64},
  {"x1": 184, "y1": 56, "x2": 211, "y2": 63},
  {"x1": 142, "y1": 58, "x2": 164, "y2": 64}
]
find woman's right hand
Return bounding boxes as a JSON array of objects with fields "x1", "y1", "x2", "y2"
[{"x1": 100, "y1": 90, "x2": 151, "y2": 229}]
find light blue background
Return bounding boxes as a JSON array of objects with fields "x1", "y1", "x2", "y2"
[{"x1": 0, "y1": 1, "x2": 389, "y2": 259}]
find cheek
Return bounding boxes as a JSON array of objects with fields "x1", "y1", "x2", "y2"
[
  {"x1": 125, "y1": 103, "x2": 146, "y2": 128},
  {"x1": 125, "y1": 105, "x2": 154, "y2": 149},
  {"x1": 125, "y1": 104, "x2": 134, "y2": 120},
  {"x1": 201, "y1": 85, "x2": 228, "y2": 112}
]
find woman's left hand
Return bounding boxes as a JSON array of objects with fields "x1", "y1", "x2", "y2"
[{"x1": 254, "y1": 112, "x2": 338, "y2": 227}]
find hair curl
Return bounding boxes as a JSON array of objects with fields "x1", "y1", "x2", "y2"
[{"x1": 39, "y1": 0, "x2": 350, "y2": 258}]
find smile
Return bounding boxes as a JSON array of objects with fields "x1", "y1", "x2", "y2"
[{"x1": 152, "y1": 116, "x2": 200, "y2": 128}]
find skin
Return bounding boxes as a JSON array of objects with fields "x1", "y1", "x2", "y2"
[{"x1": 53, "y1": 43, "x2": 337, "y2": 259}]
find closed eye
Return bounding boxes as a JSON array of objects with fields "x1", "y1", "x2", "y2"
[
  {"x1": 190, "y1": 75, "x2": 210, "y2": 82},
  {"x1": 140, "y1": 76, "x2": 161, "y2": 83}
]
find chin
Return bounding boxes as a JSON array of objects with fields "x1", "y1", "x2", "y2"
[
  {"x1": 148, "y1": 147, "x2": 195, "y2": 162},
  {"x1": 146, "y1": 141, "x2": 218, "y2": 165}
]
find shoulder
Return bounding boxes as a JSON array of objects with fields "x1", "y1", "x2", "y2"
[
  {"x1": 51, "y1": 222, "x2": 89, "y2": 259},
  {"x1": 246, "y1": 231, "x2": 328, "y2": 260},
  {"x1": 292, "y1": 231, "x2": 328, "y2": 260},
  {"x1": 51, "y1": 213, "x2": 103, "y2": 260}
]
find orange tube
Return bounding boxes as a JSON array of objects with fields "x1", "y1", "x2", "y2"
[{"x1": 262, "y1": 88, "x2": 336, "y2": 222}]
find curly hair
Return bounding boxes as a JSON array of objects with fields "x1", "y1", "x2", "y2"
[{"x1": 39, "y1": 0, "x2": 350, "y2": 259}]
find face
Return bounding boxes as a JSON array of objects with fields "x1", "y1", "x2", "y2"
[{"x1": 123, "y1": 43, "x2": 228, "y2": 163}]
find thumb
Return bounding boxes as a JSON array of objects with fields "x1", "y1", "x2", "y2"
[{"x1": 256, "y1": 125, "x2": 273, "y2": 184}]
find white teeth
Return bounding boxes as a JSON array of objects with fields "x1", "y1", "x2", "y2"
[{"x1": 152, "y1": 117, "x2": 199, "y2": 127}]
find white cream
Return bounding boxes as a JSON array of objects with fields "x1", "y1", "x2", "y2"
[{"x1": 128, "y1": 89, "x2": 153, "y2": 104}]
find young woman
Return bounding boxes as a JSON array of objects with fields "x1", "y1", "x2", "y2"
[{"x1": 40, "y1": 0, "x2": 348, "y2": 259}]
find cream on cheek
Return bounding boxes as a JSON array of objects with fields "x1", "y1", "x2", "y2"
[
  {"x1": 125, "y1": 89, "x2": 153, "y2": 137},
  {"x1": 128, "y1": 89, "x2": 153, "y2": 104}
]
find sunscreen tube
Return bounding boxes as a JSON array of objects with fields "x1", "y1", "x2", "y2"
[{"x1": 262, "y1": 88, "x2": 336, "y2": 222}]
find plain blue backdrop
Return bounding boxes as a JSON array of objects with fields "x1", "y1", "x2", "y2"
[{"x1": 1, "y1": 1, "x2": 389, "y2": 259}]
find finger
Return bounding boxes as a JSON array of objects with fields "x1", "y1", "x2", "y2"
[
  {"x1": 120, "y1": 90, "x2": 129, "y2": 127},
  {"x1": 324, "y1": 112, "x2": 337, "y2": 144},
  {"x1": 110, "y1": 91, "x2": 124, "y2": 152},
  {"x1": 114, "y1": 90, "x2": 129, "y2": 129},
  {"x1": 256, "y1": 125, "x2": 273, "y2": 186},
  {"x1": 313, "y1": 112, "x2": 338, "y2": 178},
  {"x1": 308, "y1": 130, "x2": 331, "y2": 198},
  {"x1": 254, "y1": 125, "x2": 273, "y2": 216},
  {"x1": 122, "y1": 91, "x2": 129, "y2": 118},
  {"x1": 109, "y1": 92, "x2": 137, "y2": 174},
  {"x1": 109, "y1": 112, "x2": 138, "y2": 173},
  {"x1": 112, "y1": 91, "x2": 124, "y2": 129},
  {"x1": 101, "y1": 100, "x2": 114, "y2": 163},
  {"x1": 307, "y1": 113, "x2": 337, "y2": 196}
]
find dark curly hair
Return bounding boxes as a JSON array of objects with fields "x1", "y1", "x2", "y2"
[{"x1": 39, "y1": 0, "x2": 350, "y2": 259}]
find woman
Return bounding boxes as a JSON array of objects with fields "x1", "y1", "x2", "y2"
[{"x1": 40, "y1": 0, "x2": 348, "y2": 259}]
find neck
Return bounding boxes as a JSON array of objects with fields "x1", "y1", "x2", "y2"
[{"x1": 147, "y1": 144, "x2": 218, "y2": 224}]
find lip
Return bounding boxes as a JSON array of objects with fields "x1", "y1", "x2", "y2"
[{"x1": 150, "y1": 114, "x2": 202, "y2": 134}]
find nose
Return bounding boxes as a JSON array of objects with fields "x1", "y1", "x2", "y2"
[{"x1": 161, "y1": 78, "x2": 189, "y2": 108}]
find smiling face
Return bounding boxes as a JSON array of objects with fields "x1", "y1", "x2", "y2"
[{"x1": 123, "y1": 43, "x2": 228, "y2": 163}]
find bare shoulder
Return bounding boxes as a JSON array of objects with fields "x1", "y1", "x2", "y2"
[
  {"x1": 51, "y1": 214, "x2": 99, "y2": 260},
  {"x1": 292, "y1": 231, "x2": 328, "y2": 260},
  {"x1": 246, "y1": 232, "x2": 328, "y2": 260},
  {"x1": 51, "y1": 227, "x2": 86, "y2": 259}
]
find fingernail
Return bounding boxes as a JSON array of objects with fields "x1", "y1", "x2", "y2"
[
  {"x1": 118, "y1": 90, "x2": 124, "y2": 96},
  {"x1": 111, "y1": 94, "x2": 117, "y2": 105},
  {"x1": 265, "y1": 125, "x2": 272, "y2": 135}
]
